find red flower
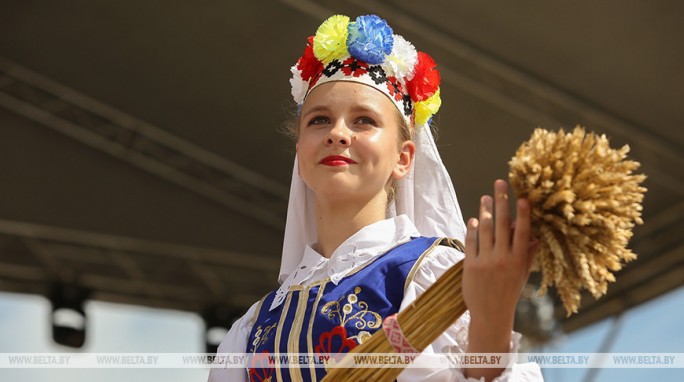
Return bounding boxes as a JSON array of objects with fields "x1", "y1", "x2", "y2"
[
  {"x1": 249, "y1": 350, "x2": 273, "y2": 382},
  {"x1": 315, "y1": 326, "x2": 357, "y2": 356},
  {"x1": 297, "y1": 36, "x2": 324, "y2": 82},
  {"x1": 341, "y1": 57, "x2": 369, "y2": 77},
  {"x1": 405, "y1": 51, "x2": 440, "y2": 102},
  {"x1": 386, "y1": 76, "x2": 405, "y2": 102}
]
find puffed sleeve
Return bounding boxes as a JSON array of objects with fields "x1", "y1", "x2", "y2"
[
  {"x1": 396, "y1": 246, "x2": 544, "y2": 381},
  {"x1": 207, "y1": 301, "x2": 259, "y2": 382}
]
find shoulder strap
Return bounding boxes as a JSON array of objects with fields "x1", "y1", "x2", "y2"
[
  {"x1": 439, "y1": 237, "x2": 465, "y2": 252},
  {"x1": 249, "y1": 293, "x2": 270, "y2": 327},
  {"x1": 404, "y1": 237, "x2": 465, "y2": 291}
]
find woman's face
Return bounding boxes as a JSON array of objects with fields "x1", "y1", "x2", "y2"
[{"x1": 296, "y1": 81, "x2": 415, "y2": 204}]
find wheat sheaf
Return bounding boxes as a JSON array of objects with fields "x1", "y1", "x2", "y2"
[{"x1": 509, "y1": 126, "x2": 647, "y2": 315}]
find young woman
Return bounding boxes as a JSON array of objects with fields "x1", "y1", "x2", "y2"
[{"x1": 209, "y1": 14, "x2": 543, "y2": 382}]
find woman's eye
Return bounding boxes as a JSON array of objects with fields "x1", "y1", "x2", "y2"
[
  {"x1": 308, "y1": 116, "x2": 329, "y2": 125},
  {"x1": 356, "y1": 117, "x2": 376, "y2": 126}
]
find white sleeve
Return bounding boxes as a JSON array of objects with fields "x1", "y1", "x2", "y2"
[
  {"x1": 396, "y1": 246, "x2": 544, "y2": 382},
  {"x1": 207, "y1": 301, "x2": 260, "y2": 382}
]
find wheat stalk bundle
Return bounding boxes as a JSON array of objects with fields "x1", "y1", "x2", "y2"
[
  {"x1": 322, "y1": 127, "x2": 646, "y2": 381},
  {"x1": 508, "y1": 126, "x2": 646, "y2": 314}
]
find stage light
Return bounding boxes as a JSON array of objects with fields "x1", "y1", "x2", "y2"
[
  {"x1": 203, "y1": 306, "x2": 241, "y2": 356},
  {"x1": 49, "y1": 284, "x2": 91, "y2": 348}
]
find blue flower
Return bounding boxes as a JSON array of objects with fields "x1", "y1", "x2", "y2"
[{"x1": 347, "y1": 15, "x2": 393, "y2": 65}]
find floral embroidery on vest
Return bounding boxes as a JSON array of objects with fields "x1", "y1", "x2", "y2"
[
  {"x1": 315, "y1": 286, "x2": 383, "y2": 370},
  {"x1": 314, "y1": 325, "x2": 357, "y2": 371},
  {"x1": 249, "y1": 350, "x2": 273, "y2": 382},
  {"x1": 320, "y1": 286, "x2": 382, "y2": 336},
  {"x1": 249, "y1": 323, "x2": 277, "y2": 353}
]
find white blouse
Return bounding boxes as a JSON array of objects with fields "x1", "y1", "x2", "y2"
[{"x1": 208, "y1": 215, "x2": 543, "y2": 381}]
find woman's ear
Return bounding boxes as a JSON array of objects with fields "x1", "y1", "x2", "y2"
[{"x1": 392, "y1": 140, "x2": 416, "y2": 180}]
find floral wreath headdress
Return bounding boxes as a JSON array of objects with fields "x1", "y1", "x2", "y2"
[
  {"x1": 289, "y1": 14, "x2": 442, "y2": 127},
  {"x1": 278, "y1": 14, "x2": 466, "y2": 290}
]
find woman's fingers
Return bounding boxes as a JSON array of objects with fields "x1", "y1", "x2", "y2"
[
  {"x1": 512, "y1": 198, "x2": 532, "y2": 258},
  {"x1": 465, "y1": 217, "x2": 479, "y2": 260},
  {"x1": 468, "y1": 180, "x2": 533, "y2": 261},
  {"x1": 478, "y1": 195, "x2": 494, "y2": 254},
  {"x1": 494, "y1": 180, "x2": 511, "y2": 251}
]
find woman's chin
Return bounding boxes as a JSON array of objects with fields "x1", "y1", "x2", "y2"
[
  {"x1": 313, "y1": 184, "x2": 359, "y2": 201},
  {"x1": 313, "y1": 184, "x2": 388, "y2": 206}
]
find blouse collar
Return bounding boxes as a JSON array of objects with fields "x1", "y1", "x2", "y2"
[{"x1": 269, "y1": 214, "x2": 420, "y2": 311}]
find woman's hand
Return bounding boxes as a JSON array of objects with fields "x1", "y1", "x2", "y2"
[{"x1": 461, "y1": 179, "x2": 537, "y2": 380}]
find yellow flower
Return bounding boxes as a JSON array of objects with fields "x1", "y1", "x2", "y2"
[
  {"x1": 313, "y1": 15, "x2": 350, "y2": 64},
  {"x1": 343, "y1": 304, "x2": 353, "y2": 314},
  {"x1": 415, "y1": 88, "x2": 441, "y2": 125}
]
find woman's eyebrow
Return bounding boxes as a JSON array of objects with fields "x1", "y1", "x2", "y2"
[
  {"x1": 301, "y1": 104, "x2": 383, "y2": 117},
  {"x1": 350, "y1": 105, "x2": 382, "y2": 115},
  {"x1": 301, "y1": 105, "x2": 329, "y2": 117}
]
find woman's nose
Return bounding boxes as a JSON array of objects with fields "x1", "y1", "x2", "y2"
[{"x1": 326, "y1": 121, "x2": 351, "y2": 146}]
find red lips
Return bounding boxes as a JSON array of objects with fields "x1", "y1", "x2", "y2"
[{"x1": 320, "y1": 155, "x2": 356, "y2": 166}]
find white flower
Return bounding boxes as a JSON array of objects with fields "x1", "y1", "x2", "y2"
[
  {"x1": 289, "y1": 65, "x2": 308, "y2": 104},
  {"x1": 385, "y1": 34, "x2": 418, "y2": 80}
]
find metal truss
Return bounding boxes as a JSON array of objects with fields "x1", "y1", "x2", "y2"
[
  {"x1": 0, "y1": 218, "x2": 279, "y2": 312},
  {"x1": 0, "y1": 57, "x2": 289, "y2": 231}
]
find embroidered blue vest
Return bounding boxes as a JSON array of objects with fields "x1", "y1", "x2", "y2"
[{"x1": 245, "y1": 236, "x2": 445, "y2": 382}]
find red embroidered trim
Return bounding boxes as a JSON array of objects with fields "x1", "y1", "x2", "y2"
[{"x1": 382, "y1": 314, "x2": 418, "y2": 353}]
